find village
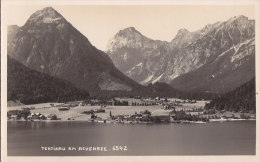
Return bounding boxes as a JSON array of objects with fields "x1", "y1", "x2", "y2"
[{"x1": 7, "y1": 97, "x2": 255, "y2": 124}]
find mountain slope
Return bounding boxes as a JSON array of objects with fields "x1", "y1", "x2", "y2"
[
  {"x1": 205, "y1": 78, "x2": 255, "y2": 113},
  {"x1": 106, "y1": 27, "x2": 169, "y2": 83},
  {"x1": 170, "y1": 38, "x2": 255, "y2": 93},
  {"x1": 7, "y1": 7, "x2": 142, "y2": 95},
  {"x1": 8, "y1": 56, "x2": 89, "y2": 104},
  {"x1": 106, "y1": 16, "x2": 255, "y2": 89},
  {"x1": 106, "y1": 27, "x2": 170, "y2": 83}
]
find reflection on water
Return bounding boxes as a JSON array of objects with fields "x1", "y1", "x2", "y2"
[{"x1": 8, "y1": 121, "x2": 256, "y2": 156}]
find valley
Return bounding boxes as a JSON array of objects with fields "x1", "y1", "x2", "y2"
[
  {"x1": 4, "y1": 5, "x2": 257, "y2": 157},
  {"x1": 8, "y1": 97, "x2": 255, "y2": 123}
]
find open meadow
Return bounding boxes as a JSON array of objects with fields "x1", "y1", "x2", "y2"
[{"x1": 7, "y1": 98, "x2": 209, "y2": 121}]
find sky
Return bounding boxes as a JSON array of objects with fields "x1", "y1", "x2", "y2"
[{"x1": 6, "y1": 5, "x2": 255, "y2": 51}]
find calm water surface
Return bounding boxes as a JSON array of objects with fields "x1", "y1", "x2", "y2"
[{"x1": 8, "y1": 121, "x2": 255, "y2": 156}]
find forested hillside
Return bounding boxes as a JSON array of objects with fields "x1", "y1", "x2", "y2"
[
  {"x1": 205, "y1": 78, "x2": 255, "y2": 113},
  {"x1": 8, "y1": 57, "x2": 90, "y2": 104}
]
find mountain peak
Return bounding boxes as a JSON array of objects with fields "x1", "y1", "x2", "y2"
[
  {"x1": 176, "y1": 28, "x2": 189, "y2": 35},
  {"x1": 110, "y1": 26, "x2": 149, "y2": 43},
  {"x1": 124, "y1": 27, "x2": 137, "y2": 32},
  {"x1": 171, "y1": 28, "x2": 190, "y2": 43},
  {"x1": 106, "y1": 26, "x2": 154, "y2": 52},
  {"x1": 117, "y1": 27, "x2": 141, "y2": 36},
  {"x1": 25, "y1": 6, "x2": 65, "y2": 25},
  {"x1": 236, "y1": 15, "x2": 248, "y2": 19},
  {"x1": 108, "y1": 15, "x2": 255, "y2": 87},
  {"x1": 8, "y1": 6, "x2": 140, "y2": 95},
  {"x1": 42, "y1": 6, "x2": 56, "y2": 11},
  {"x1": 227, "y1": 15, "x2": 249, "y2": 23}
]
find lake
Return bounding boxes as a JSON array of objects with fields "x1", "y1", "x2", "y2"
[{"x1": 7, "y1": 120, "x2": 256, "y2": 156}]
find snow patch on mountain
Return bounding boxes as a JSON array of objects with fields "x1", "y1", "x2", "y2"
[
  {"x1": 135, "y1": 62, "x2": 143, "y2": 68},
  {"x1": 170, "y1": 74, "x2": 179, "y2": 80},
  {"x1": 126, "y1": 62, "x2": 143, "y2": 75},
  {"x1": 152, "y1": 74, "x2": 164, "y2": 84},
  {"x1": 141, "y1": 74, "x2": 154, "y2": 84},
  {"x1": 231, "y1": 39, "x2": 255, "y2": 63}
]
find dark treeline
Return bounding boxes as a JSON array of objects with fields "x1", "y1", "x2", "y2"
[
  {"x1": 113, "y1": 99, "x2": 129, "y2": 106},
  {"x1": 64, "y1": 82, "x2": 218, "y2": 101},
  {"x1": 7, "y1": 109, "x2": 31, "y2": 119},
  {"x1": 177, "y1": 91, "x2": 219, "y2": 100},
  {"x1": 91, "y1": 82, "x2": 207, "y2": 100},
  {"x1": 205, "y1": 78, "x2": 255, "y2": 113},
  {"x1": 144, "y1": 82, "x2": 219, "y2": 100},
  {"x1": 87, "y1": 82, "x2": 181, "y2": 100},
  {"x1": 143, "y1": 82, "x2": 218, "y2": 100},
  {"x1": 8, "y1": 57, "x2": 89, "y2": 104}
]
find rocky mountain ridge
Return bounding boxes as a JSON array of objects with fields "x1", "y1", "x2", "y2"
[
  {"x1": 106, "y1": 15, "x2": 255, "y2": 92},
  {"x1": 7, "y1": 7, "x2": 142, "y2": 96}
]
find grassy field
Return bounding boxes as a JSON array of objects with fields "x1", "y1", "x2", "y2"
[
  {"x1": 8, "y1": 99, "x2": 254, "y2": 121},
  {"x1": 7, "y1": 99, "x2": 209, "y2": 121},
  {"x1": 8, "y1": 104, "x2": 165, "y2": 120}
]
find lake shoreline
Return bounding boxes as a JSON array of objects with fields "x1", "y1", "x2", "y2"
[
  {"x1": 8, "y1": 100, "x2": 256, "y2": 124},
  {"x1": 8, "y1": 118, "x2": 256, "y2": 124}
]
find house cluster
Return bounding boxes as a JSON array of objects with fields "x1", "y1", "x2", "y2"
[
  {"x1": 106, "y1": 110, "x2": 172, "y2": 124},
  {"x1": 130, "y1": 97, "x2": 189, "y2": 107},
  {"x1": 7, "y1": 109, "x2": 30, "y2": 120},
  {"x1": 27, "y1": 113, "x2": 60, "y2": 120},
  {"x1": 7, "y1": 108, "x2": 61, "y2": 121},
  {"x1": 130, "y1": 102, "x2": 157, "y2": 106},
  {"x1": 9, "y1": 114, "x2": 20, "y2": 120},
  {"x1": 81, "y1": 99, "x2": 113, "y2": 106},
  {"x1": 82, "y1": 108, "x2": 106, "y2": 115},
  {"x1": 162, "y1": 104, "x2": 176, "y2": 110},
  {"x1": 27, "y1": 113, "x2": 47, "y2": 120},
  {"x1": 183, "y1": 99, "x2": 197, "y2": 103}
]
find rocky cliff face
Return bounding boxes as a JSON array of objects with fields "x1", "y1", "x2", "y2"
[
  {"x1": 170, "y1": 37, "x2": 255, "y2": 93},
  {"x1": 106, "y1": 27, "x2": 169, "y2": 83},
  {"x1": 106, "y1": 16, "x2": 255, "y2": 93},
  {"x1": 7, "y1": 7, "x2": 141, "y2": 95}
]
